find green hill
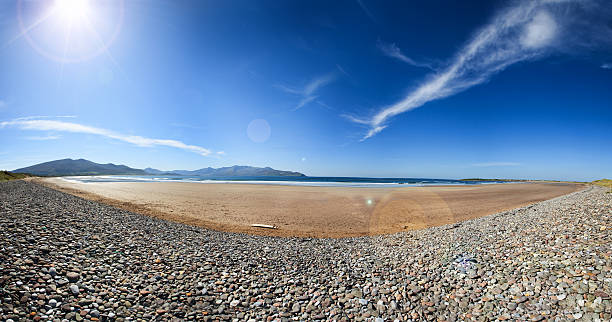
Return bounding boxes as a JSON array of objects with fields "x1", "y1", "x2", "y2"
[
  {"x1": 593, "y1": 179, "x2": 612, "y2": 192},
  {"x1": 14, "y1": 159, "x2": 147, "y2": 176},
  {"x1": 0, "y1": 171, "x2": 34, "y2": 181}
]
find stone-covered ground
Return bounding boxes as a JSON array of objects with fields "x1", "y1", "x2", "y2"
[{"x1": 0, "y1": 180, "x2": 610, "y2": 321}]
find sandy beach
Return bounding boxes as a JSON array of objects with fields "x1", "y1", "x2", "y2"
[{"x1": 39, "y1": 178, "x2": 582, "y2": 237}]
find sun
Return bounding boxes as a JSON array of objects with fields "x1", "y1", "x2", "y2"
[
  {"x1": 16, "y1": 0, "x2": 124, "y2": 63},
  {"x1": 53, "y1": 0, "x2": 91, "y2": 24}
]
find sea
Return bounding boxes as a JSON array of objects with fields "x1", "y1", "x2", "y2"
[{"x1": 61, "y1": 175, "x2": 510, "y2": 188}]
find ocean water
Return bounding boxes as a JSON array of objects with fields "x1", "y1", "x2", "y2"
[{"x1": 61, "y1": 175, "x2": 510, "y2": 188}]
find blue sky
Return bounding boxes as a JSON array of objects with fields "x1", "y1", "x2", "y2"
[{"x1": 0, "y1": 0, "x2": 611, "y2": 180}]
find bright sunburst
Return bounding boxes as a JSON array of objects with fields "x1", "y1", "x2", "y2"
[
  {"x1": 14, "y1": 0, "x2": 124, "y2": 63},
  {"x1": 53, "y1": 0, "x2": 91, "y2": 23}
]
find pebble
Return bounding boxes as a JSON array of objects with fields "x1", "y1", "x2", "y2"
[
  {"x1": 67, "y1": 285, "x2": 79, "y2": 296},
  {"x1": 292, "y1": 302, "x2": 300, "y2": 313},
  {"x1": 66, "y1": 272, "x2": 80, "y2": 282}
]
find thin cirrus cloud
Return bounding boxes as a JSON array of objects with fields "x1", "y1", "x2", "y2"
[
  {"x1": 275, "y1": 71, "x2": 338, "y2": 110},
  {"x1": 14, "y1": 115, "x2": 77, "y2": 121},
  {"x1": 602, "y1": 63, "x2": 612, "y2": 69},
  {"x1": 1, "y1": 118, "x2": 213, "y2": 156},
  {"x1": 472, "y1": 162, "x2": 521, "y2": 167},
  {"x1": 355, "y1": 0, "x2": 377, "y2": 22},
  {"x1": 348, "y1": 0, "x2": 610, "y2": 140},
  {"x1": 24, "y1": 135, "x2": 62, "y2": 141},
  {"x1": 377, "y1": 40, "x2": 434, "y2": 70}
]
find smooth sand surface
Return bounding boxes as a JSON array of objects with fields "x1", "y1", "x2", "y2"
[{"x1": 38, "y1": 178, "x2": 582, "y2": 238}]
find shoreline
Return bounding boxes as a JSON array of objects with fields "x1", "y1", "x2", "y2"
[
  {"x1": 35, "y1": 177, "x2": 584, "y2": 238},
  {"x1": 54, "y1": 175, "x2": 520, "y2": 188},
  {"x1": 51, "y1": 174, "x2": 584, "y2": 188}
]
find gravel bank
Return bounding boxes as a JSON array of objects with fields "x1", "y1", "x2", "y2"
[{"x1": 0, "y1": 180, "x2": 610, "y2": 321}]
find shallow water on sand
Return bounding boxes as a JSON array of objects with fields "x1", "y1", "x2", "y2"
[{"x1": 61, "y1": 175, "x2": 510, "y2": 188}]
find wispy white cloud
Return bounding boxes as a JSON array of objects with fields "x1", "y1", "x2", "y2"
[
  {"x1": 356, "y1": 0, "x2": 376, "y2": 22},
  {"x1": 316, "y1": 100, "x2": 335, "y2": 111},
  {"x1": 0, "y1": 100, "x2": 6, "y2": 108},
  {"x1": 14, "y1": 115, "x2": 77, "y2": 121},
  {"x1": 24, "y1": 135, "x2": 61, "y2": 141},
  {"x1": 275, "y1": 71, "x2": 338, "y2": 110},
  {"x1": 1, "y1": 118, "x2": 213, "y2": 156},
  {"x1": 295, "y1": 96, "x2": 318, "y2": 110},
  {"x1": 341, "y1": 113, "x2": 371, "y2": 125},
  {"x1": 336, "y1": 64, "x2": 349, "y2": 76},
  {"x1": 377, "y1": 40, "x2": 434, "y2": 70},
  {"x1": 301, "y1": 74, "x2": 336, "y2": 96},
  {"x1": 349, "y1": 0, "x2": 610, "y2": 140},
  {"x1": 602, "y1": 63, "x2": 612, "y2": 69},
  {"x1": 273, "y1": 84, "x2": 302, "y2": 95},
  {"x1": 472, "y1": 162, "x2": 521, "y2": 167}
]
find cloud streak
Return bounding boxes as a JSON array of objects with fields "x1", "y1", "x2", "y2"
[
  {"x1": 356, "y1": 0, "x2": 376, "y2": 22},
  {"x1": 275, "y1": 71, "x2": 338, "y2": 110},
  {"x1": 24, "y1": 135, "x2": 61, "y2": 141},
  {"x1": 1, "y1": 118, "x2": 213, "y2": 156},
  {"x1": 377, "y1": 40, "x2": 434, "y2": 69},
  {"x1": 14, "y1": 115, "x2": 77, "y2": 121},
  {"x1": 350, "y1": 0, "x2": 610, "y2": 140},
  {"x1": 602, "y1": 63, "x2": 612, "y2": 69}
]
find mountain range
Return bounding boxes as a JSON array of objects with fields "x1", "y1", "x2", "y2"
[
  {"x1": 144, "y1": 166, "x2": 305, "y2": 177},
  {"x1": 14, "y1": 159, "x2": 305, "y2": 177}
]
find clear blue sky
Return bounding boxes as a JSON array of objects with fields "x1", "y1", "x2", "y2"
[{"x1": 0, "y1": 0, "x2": 611, "y2": 181}]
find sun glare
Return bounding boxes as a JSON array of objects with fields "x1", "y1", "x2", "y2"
[
  {"x1": 54, "y1": 0, "x2": 91, "y2": 23},
  {"x1": 16, "y1": 0, "x2": 124, "y2": 63}
]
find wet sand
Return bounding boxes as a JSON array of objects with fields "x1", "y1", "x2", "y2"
[{"x1": 37, "y1": 178, "x2": 582, "y2": 238}]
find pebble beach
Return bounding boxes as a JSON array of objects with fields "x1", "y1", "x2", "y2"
[{"x1": 1, "y1": 180, "x2": 610, "y2": 321}]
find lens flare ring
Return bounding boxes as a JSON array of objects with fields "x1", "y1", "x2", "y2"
[{"x1": 16, "y1": 0, "x2": 125, "y2": 63}]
